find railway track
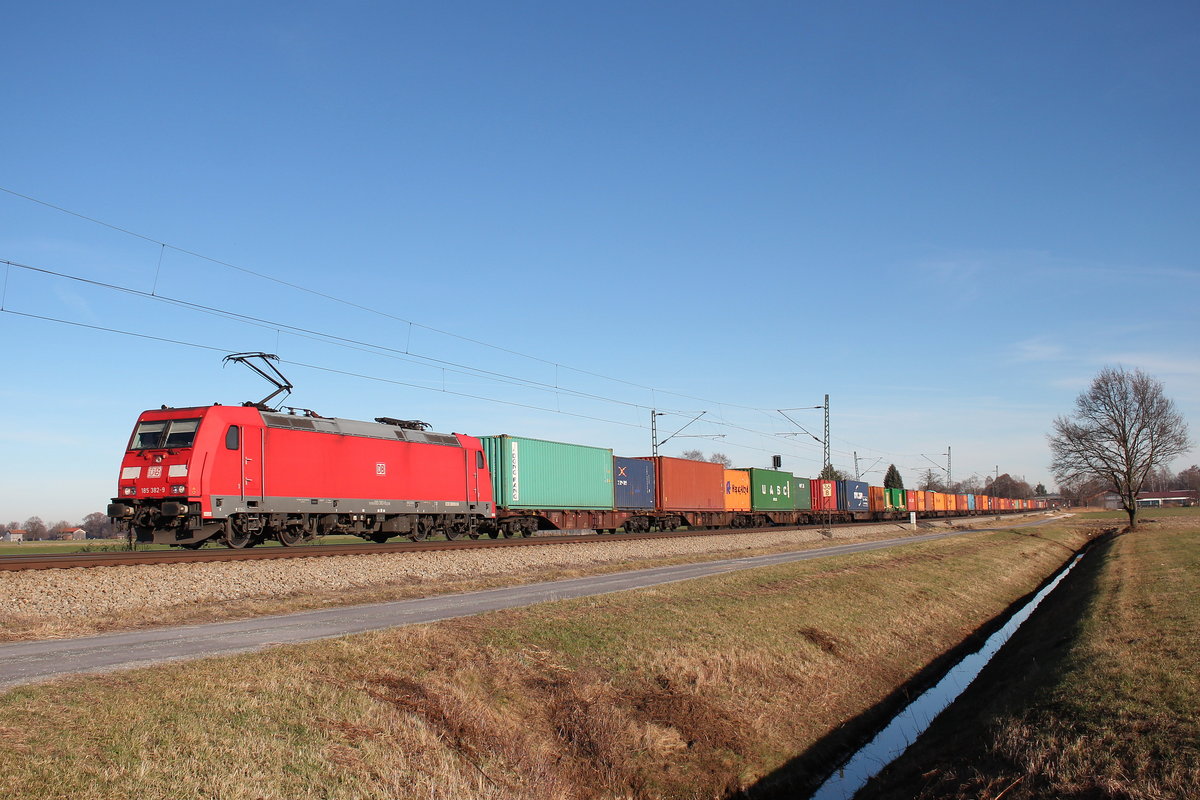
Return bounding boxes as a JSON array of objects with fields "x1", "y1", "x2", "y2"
[{"x1": 0, "y1": 520, "x2": 909, "y2": 572}]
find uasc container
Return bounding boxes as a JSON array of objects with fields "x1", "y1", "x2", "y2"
[
  {"x1": 614, "y1": 456, "x2": 655, "y2": 510},
  {"x1": 743, "y1": 468, "x2": 795, "y2": 511},
  {"x1": 481, "y1": 435, "x2": 614, "y2": 510},
  {"x1": 723, "y1": 469, "x2": 751, "y2": 511}
]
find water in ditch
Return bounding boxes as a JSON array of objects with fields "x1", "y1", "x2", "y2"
[{"x1": 809, "y1": 551, "x2": 1086, "y2": 800}]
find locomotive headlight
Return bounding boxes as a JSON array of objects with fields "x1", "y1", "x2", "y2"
[
  {"x1": 171, "y1": 484, "x2": 187, "y2": 495},
  {"x1": 123, "y1": 486, "x2": 137, "y2": 496}
]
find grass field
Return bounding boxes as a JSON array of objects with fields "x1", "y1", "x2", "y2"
[
  {"x1": 861, "y1": 508, "x2": 1200, "y2": 799},
  {"x1": 0, "y1": 521, "x2": 1095, "y2": 800}
]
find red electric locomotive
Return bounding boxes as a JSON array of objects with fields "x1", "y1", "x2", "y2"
[{"x1": 107, "y1": 403, "x2": 495, "y2": 548}]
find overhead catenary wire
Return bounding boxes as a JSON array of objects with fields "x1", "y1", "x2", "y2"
[
  {"x1": 0, "y1": 304, "x2": 822, "y2": 465},
  {"x1": 0, "y1": 185, "x2": 784, "y2": 412},
  {"x1": 0, "y1": 256, "x2": 828, "y2": 462},
  {"x1": 0, "y1": 189, "x2": 996, "y2": 475}
]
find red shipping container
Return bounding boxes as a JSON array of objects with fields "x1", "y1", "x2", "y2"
[
  {"x1": 639, "y1": 456, "x2": 724, "y2": 511},
  {"x1": 812, "y1": 479, "x2": 838, "y2": 511},
  {"x1": 906, "y1": 490, "x2": 918, "y2": 511}
]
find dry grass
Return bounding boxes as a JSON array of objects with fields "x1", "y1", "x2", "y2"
[
  {"x1": 861, "y1": 511, "x2": 1200, "y2": 799},
  {"x1": 0, "y1": 521, "x2": 1092, "y2": 800}
]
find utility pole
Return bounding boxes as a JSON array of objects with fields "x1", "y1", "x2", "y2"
[
  {"x1": 947, "y1": 445, "x2": 952, "y2": 487},
  {"x1": 823, "y1": 394, "x2": 831, "y2": 473},
  {"x1": 652, "y1": 409, "x2": 713, "y2": 457},
  {"x1": 853, "y1": 451, "x2": 860, "y2": 480}
]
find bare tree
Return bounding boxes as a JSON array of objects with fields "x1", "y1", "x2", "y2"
[
  {"x1": 917, "y1": 468, "x2": 945, "y2": 492},
  {"x1": 1178, "y1": 465, "x2": 1200, "y2": 495},
  {"x1": 22, "y1": 517, "x2": 47, "y2": 540},
  {"x1": 679, "y1": 449, "x2": 705, "y2": 461},
  {"x1": 707, "y1": 452, "x2": 732, "y2": 468},
  {"x1": 1049, "y1": 367, "x2": 1192, "y2": 529},
  {"x1": 80, "y1": 511, "x2": 116, "y2": 539},
  {"x1": 819, "y1": 464, "x2": 848, "y2": 481}
]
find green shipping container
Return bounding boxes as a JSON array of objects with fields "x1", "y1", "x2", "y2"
[
  {"x1": 792, "y1": 476, "x2": 813, "y2": 510},
  {"x1": 742, "y1": 468, "x2": 796, "y2": 511},
  {"x1": 886, "y1": 487, "x2": 906, "y2": 510},
  {"x1": 480, "y1": 435, "x2": 614, "y2": 510}
]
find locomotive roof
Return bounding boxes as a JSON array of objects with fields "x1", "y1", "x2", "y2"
[
  {"x1": 139, "y1": 406, "x2": 463, "y2": 447},
  {"x1": 259, "y1": 410, "x2": 462, "y2": 446}
]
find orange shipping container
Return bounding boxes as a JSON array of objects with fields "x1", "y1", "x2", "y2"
[
  {"x1": 639, "y1": 456, "x2": 724, "y2": 511},
  {"x1": 723, "y1": 469, "x2": 751, "y2": 511},
  {"x1": 933, "y1": 493, "x2": 947, "y2": 511},
  {"x1": 869, "y1": 486, "x2": 886, "y2": 513}
]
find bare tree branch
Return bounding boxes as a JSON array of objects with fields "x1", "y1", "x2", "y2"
[{"x1": 1048, "y1": 367, "x2": 1191, "y2": 528}]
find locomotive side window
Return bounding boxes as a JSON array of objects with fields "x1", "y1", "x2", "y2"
[
  {"x1": 477, "y1": 451, "x2": 485, "y2": 469},
  {"x1": 129, "y1": 418, "x2": 201, "y2": 450},
  {"x1": 225, "y1": 425, "x2": 240, "y2": 450}
]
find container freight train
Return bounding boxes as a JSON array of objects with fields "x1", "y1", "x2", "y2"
[{"x1": 107, "y1": 404, "x2": 1046, "y2": 548}]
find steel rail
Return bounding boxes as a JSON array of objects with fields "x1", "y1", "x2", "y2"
[
  {"x1": 0, "y1": 512, "x2": 1040, "y2": 572},
  {"x1": 0, "y1": 527, "x2": 803, "y2": 571}
]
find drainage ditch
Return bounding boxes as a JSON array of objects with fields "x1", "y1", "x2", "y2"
[{"x1": 807, "y1": 541, "x2": 1094, "y2": 800}]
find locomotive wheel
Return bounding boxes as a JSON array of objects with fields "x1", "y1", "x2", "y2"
[
  {"x1": 443, "y1": 525, "x2": 461, "y2": 541},
  {"x1": 277, "y1": 526, "x2": 308, "y2": 546},
  {"x1": 223, "y1": 529, "x2": 253, "y2": 549}
]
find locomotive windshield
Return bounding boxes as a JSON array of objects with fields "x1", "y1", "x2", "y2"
[{"x1": 129, "y1": 418, "x2": 201, "y2": 450}]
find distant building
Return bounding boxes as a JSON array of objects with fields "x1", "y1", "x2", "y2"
[
  {"x1": 1090, "y1": 490, "x2": 1197, "y2": 509},
  {"x1": 50, "y1": 527, "x2": 86, "y2": 541},
  {"x1": 2, "y1": 530, "x2": 26, "y2": 543}
]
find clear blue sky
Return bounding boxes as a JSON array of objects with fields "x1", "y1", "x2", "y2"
[{"x1": 2, "y1": 1, "x2": 1197, "y2": 524}]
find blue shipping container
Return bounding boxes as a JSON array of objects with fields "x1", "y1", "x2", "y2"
[
  {"x1": 837, "y1": 480, "x2": 870, "y2": 511},
  {"x1": 967, "y1": 494, "x2": 977, "y2": 510},
  {"x1": 614, "y1": 456, "x2": 655, "y2": 510}
]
